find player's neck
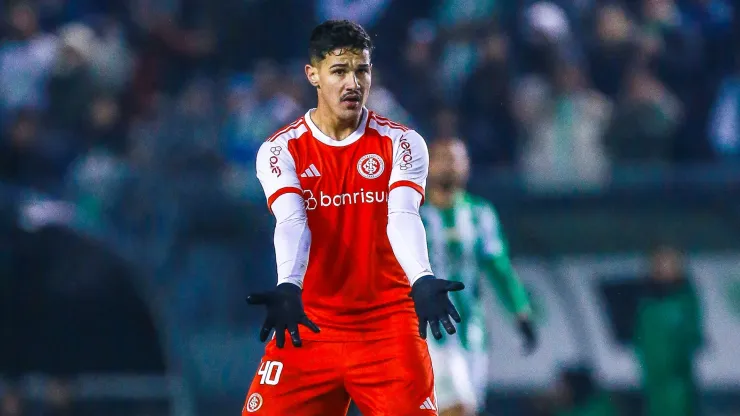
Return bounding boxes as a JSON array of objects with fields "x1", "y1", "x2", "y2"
[
  {"x1": 310, "y1": 106, "x2": 363, "y2": 141},
  {"x1": 428, "y1": 187, "x2": 456, "y2": 210}
]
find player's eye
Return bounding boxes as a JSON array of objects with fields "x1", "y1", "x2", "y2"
[{"x1": 333, "y1": 70, "x2": 346, "y2": 75}]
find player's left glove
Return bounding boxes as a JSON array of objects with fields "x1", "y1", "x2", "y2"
[
  {"x1": 517, "y1": 318, "x2": 537, "y2": 355},
  {"x1": 410, "y1": 275, "x2": 465, "y2": 340}
]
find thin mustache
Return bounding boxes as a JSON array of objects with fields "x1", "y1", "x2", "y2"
[{"x1": 341, "y1": 92, "x2": 362, "y2": 100}]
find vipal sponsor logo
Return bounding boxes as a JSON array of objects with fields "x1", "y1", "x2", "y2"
[
  {"x1": 398, "y1": 136, "x2": 414, "y2": 170},
  {"x1": 269, "y1": 146, "x2": 282, "y2": 177},
  {"x1": 357, "y1": 154, "x2": 384, "y2": 179},
  {"x1": 246, "y1": 392, "x2": 263, "y2": 412},
  {"x1": 302, "y1": 189, "x2": 387, "y2": 210}
]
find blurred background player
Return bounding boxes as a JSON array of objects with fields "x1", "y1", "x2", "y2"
[
  {"x1": 421, "y1": 137, "x2": 538, "y2": 415},
  {"x1": 244, "y1": 20, "x2": 464, "y2": 415},
  {"x1": 633, "y1": 246, "x2": 703, "y2": 416}
]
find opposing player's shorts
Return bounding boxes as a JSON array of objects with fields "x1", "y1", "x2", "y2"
[
  {"x1": 426, "y1": 338, "x2": 478, "y2": 412},
  {"x1": 242, "y1": 333, "x2": 438, "y2": 415},
  {"x1": 467, "y1": 349, "x2": 489, "y2": 410}
]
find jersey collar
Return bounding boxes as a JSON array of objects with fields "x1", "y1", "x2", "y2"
[{"x1": 304, "y1": 107, "x2": 368, "y2": 147}]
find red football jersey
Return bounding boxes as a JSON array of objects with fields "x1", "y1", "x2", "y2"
[{"x1": 255, "y1": 108, "x2": 429, "y2": 341}]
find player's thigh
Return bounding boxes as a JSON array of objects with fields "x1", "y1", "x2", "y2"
[
  {"x1": 242, "y1": 340, "x2": 350, "y2": 415},
  {"x1": 427, "y1": 339, "x2": 478, "y2": 413},
  {"x1": 344, "y1": 334, "x2": 437, "y2": 415}
]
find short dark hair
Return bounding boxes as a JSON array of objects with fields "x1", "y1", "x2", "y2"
[{"x1": 309, "y1": 20, "x2": 373, "y2": 64}]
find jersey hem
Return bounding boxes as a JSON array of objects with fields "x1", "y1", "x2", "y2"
[{"x1": 298, "y1": 328, "x2": 420, "y2": 342}]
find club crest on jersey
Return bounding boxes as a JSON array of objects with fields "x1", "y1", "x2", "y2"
[
  {"x1": 357, "y1": 154, "x2": 384, "y2": 179},
  {"x1": 245, "y1": 393, "x2": 263, "y2": 412}
]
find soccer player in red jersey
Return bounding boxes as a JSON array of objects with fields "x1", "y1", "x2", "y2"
[{"x1": 241, "y1": 20, "x2": 465, "y2": 415}]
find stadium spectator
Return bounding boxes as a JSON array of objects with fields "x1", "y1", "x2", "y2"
[
  {"x1": 603, "y1": 65, "x2": 682, "y2": 164},
  {"x1": 514, "y1": 57, "x2": 612, "y2": 190}
]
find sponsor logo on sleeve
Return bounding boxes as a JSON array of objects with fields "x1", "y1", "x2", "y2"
[{"x1": 269, "y1": 146, "x2": 282, "y2": 177}]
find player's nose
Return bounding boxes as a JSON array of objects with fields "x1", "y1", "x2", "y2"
[{"x1": 348, "y1": 73, "x2": 360, "y2": 88}]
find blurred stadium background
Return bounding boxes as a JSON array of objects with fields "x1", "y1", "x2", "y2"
[{"x1": 1, "y1": 0, "x2": 739, "y2": 415}]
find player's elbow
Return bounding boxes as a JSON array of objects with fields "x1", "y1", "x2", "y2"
[
  {"x1": 387, "y1": 207, "x2": 420, "y2": 219},
  {"x1": 273, "y1": 211, "x2": 310, "y2": 245},
  {"x1": 276, "y1": 211, "x2": 307, "y2": 226}
]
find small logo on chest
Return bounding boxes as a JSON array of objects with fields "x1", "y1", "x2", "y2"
[
  {"x1": 300, "y1": 164, "x2": 321, "y2": 178},
  {"x1": 357, "y1": 154, "x2": 385, "y2": 179}
]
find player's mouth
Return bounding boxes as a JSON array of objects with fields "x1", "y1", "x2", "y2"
[{"x1": 341, "y1": 93, "x2": 362, "y2": 109}]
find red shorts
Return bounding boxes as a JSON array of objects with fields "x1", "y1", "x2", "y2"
[{"x1": 241, "y1": 333, "x2": 438, "y2": 415}]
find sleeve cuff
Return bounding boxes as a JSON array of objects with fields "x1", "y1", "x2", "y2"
[
  {"x1": 389, "y1": 181, "x2": 425, "y2": 205},
  {"x1": 409, "y1": 271, "x2": 433, "y2": 286},
  {"x1": 267, "y1": 187, "x2": 303, "y2": 211}
]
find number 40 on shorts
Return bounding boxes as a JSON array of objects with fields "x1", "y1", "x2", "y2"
[{"x1": 257, "y1": 361, "x2": 283, "y2": 385}]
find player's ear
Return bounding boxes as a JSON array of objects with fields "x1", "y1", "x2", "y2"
[{"x1": 305, "y1": 64, "x2": 320, "y2": 88}]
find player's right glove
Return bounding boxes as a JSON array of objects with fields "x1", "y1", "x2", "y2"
[
  {"x1": 517, "y1": 318, "x2": 538, "y2": 355},
  {"x1": 247, "y1": 282, "x2": 320, "y2": 348},
  {"x1": 410, "y1": 275, "x2": 465, "y2": 340}
]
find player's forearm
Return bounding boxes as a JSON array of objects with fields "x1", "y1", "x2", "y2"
[
  {"x1": 271, "y1": 193, "x2": 311, "y2": 288},
  {"x1": 387, "y1": 187, "x2": 433, "y2": 285},
  {"x1": 484, "y1": 255, "x2": 531, "y2": 317}
]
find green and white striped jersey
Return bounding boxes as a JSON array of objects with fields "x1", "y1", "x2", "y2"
[{"x1": 421, "y1": 191, "x2": 531, "y2": 352}]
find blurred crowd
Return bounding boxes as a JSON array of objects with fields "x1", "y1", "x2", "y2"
[{"x1": 1, "y1": 0, "x2": 738, "y2": 198}]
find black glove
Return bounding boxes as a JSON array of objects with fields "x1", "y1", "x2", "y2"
[
  {"x1": 247, "y1": 283, "x2": 320, "y2": 348},
  {"x1": 410, "y1": 275, "x2": 465, "y2": 340},
  {"x1": 517, "y1": 318, "x2": 537, "y2": 355}
]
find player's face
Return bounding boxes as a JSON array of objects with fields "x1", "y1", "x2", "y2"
[
  {"x1": 307, "y1": 48, "x2": 372, "y2": 120},
  {"x1": 429, "y1": 139, "x2": 470, "y2": 191},
  {"x1": 650, "y1": 248, "x2": 684, "y2": 282}
]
